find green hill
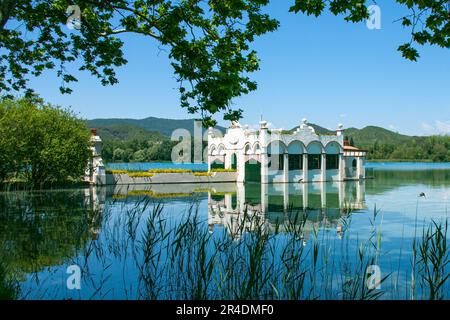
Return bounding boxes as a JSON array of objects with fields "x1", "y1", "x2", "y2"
[
  {"x1": 94, "y1": 124, "x2": 168, "y2": 142},
  {"x1": 87, "y1": 116, "x2": 225, "y2": 137},
  {"x1": 88, "y1": 124, "x2": 175, "y2": 163},
  {"x1": 87, "y1": 117, "x2": 450, "y2": 163},
  {"x1": 345, "y1": 126, "x2": 421, "y2": 147},
  {"x1": 292, "y1": 124, "x2": 449, "y2": 162}
]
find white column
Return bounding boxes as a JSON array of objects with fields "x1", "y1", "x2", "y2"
[
  {"x1": 283, "y1": 153, "x2": 289, "y2": 183},
  {"x1": 237, "y1": 152, "x2": 246, "y2": 183},
  {"x1": 321, "y1": 182, "x2": 327, "y2": 209},
  {"x1": 338, "y1": 181, "x2": 345, "y2": 208},
  {"x1": 225, "y1": 193, "x2": 232, "y2": 212},
  {"x1": 302, "y1": 182, "x2": 309, "y2": 209},
  {"x1": 237, "y1": 182, "x2": 246, "y2": 213},
  {"x1": 225, "y1": 153, "x2": 231, "y2": 169},
  {"x1": 339, "y1": 153, "x2": 344, "y2": 181},
  {"x1": 357, "y1": 180, "x2": 365, "y2": 205},
  {"x1": 261, "y1": 182, "x2": 269, "y2": 213},
  {"x1": 303, "y1": 153, "x2": 308, "y2": 183},
  {"x1": 357, "y1": 157, "x2": 363, "y2": 179},
  {"x1": 261, "y1": 152, "x2": 268, "y2": 184},
  {"x1": 259, "y1": 121, "x2": 269, "y2": 184},
  {"x1": 321, "y1": 153, "x2": 327, "y2": 182},
  {"x1": 283, "y1": 182, "x2": 289, "y2": 211}
]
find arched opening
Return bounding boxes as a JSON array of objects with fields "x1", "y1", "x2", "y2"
[
  {"x1": 244, "y1": 144, "x2": 252, "y2": 155},
  {"x1": 287, "y1": 141, "x2": 304, "y2": 171},
  {"x1": 352, "y1": 159, "x2": 357, "y2": 169},
  {"x1": 325, "y1": 142, "x2": 341, "y2": 170},
  {"x1": 231, "y1": 153, "x2": 237, "y2": 170},
  {"x1": 267, "y1": 141, "x2": 286, "y2": 171},
  {"x1": 307, "y1": 141, "x2": 323, "y2": 170},
  {"x1": 245, "y1": 159, "x2": 261, "y2": 183}
]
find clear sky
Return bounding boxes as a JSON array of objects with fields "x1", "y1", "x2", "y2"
[{"x1": 28, "y1": 1, "x2": 450, "y2": 136}]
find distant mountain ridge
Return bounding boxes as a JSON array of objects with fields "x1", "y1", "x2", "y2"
[
  {"x1": 86, "y1": 116, "x2": 450, "y2": 162},
  {"x1": 87, "y1": 116, "x2": 226, "y2": 137},
  {"x1": 87, "y1": 116, "x2": 424, "y2": 149}
]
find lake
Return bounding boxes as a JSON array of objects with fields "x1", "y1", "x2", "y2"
[{"x1": 1, "y1": 162, "x2": 450, "y2": 300}]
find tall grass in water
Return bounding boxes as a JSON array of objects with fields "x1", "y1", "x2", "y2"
[
  {"x1": 133, "y1": 202, "x2": 394, "y2": 300},
  {"x1": 4, "y1": 193, "x2": 449, "y2": 300},
  {"x1": 0, "y1": 262, "x2": 19, "y2": 300},
  {"x1": 416, "y1": 220, "x2": 450, "y2": 300}
]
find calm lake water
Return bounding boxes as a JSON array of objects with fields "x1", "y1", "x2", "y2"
[{"x1": 1, "y1": 162, "x2": 450, "y2": 300}]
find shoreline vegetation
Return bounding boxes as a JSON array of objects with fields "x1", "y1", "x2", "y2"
[
  {"x1": 1, "y1": 98, "x2": 449, "y2": 191},
  {"x1": 2, "y1": 161, "x2": 450, "y2": 191},
  {"x1": 0, "y1": 98, "x2": 90, "y2": 189}
]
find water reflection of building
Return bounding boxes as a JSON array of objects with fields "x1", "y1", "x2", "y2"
[
  {"x1": 84, "y1": 187, "x2": 106, "y2": 240},
  {"x1": 208, "y1": 181, "x2": 366, "y2": 240}
]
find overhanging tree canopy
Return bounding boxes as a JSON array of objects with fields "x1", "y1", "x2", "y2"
[
  {"x1": 0, "y1": 1, "x2": 448, "y2": 125},
  {"x1": 289, "y1": 0, "x2": 449, "y2": 61},
  {"x1": 0, "y1": 0, "x2": 278, "y2": 127}
]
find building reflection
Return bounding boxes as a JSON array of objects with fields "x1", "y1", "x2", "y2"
[
  {"x1": 103, "y1": 180, "x2": 366, "y2": 241},
  {"x1": 84, "y1": 186, "x2": 106, "y2": 240},
  {"x1": 208, "y1": 181, "x2": 366, "y2": 240}
]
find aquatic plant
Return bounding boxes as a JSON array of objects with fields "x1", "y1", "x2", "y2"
[
  {"x1": 147, "y1": 169, "x2": 193, "y2": 174},
  {"x1": 210, "y1": 168, "x2": 237, "y2": 173},
  {"x1": 0, "y1": 262, "x2": 19, "y2": 300},
  {"x1": 193, "y1": 172, "x2": 212, "y2": 177},
  {"x1": 416, "y1": 220, "x2": 450, "y2": 300},
  {"x1": 3, "y1": 189, "x2": 449, "y2": 301},
  {"x1": 127, "y1": 172, "x2": 155, "y2": 178}
]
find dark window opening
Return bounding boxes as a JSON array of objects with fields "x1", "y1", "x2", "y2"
[
  {"x1": 231, "y1": 154, "x2": 237, "y2": 170},
  {"x1": 288, "y1": 154, "x2": 303, "y2": 171},
  {"x1": 326, "y1": 155, "x2": 339, "y2": 170},
  {"x1": 308, "y1": 154, "x2": 321, "y2": 170},
  {"x1": 211, "y1": 161, "x2": 225, "y2": 169}
]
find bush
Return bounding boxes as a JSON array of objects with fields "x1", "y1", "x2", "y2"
[
  {"x1": 127, "y1": 172, "x2": 155, "y2": 178},
  {"x1": 0, "y1": 98, "x2": 90, "y2": 186},
  {"x1": 147, "y1": 169, "x2": 193, "y2": 174},
  {"x1": 210, "y1": 168, "x2": 237, "y2": 172},
  {"x1": 193, "y1": 172, "x2": 211, "y2": 177}
]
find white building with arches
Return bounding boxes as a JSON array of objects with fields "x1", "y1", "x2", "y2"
[{"x1": 208, "y1": 119, "x2": 366, "y2": 184}]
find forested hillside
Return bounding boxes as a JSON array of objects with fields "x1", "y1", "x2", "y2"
[{"x1": 89, "y1": 118, "x2": 450, "y2": 163}]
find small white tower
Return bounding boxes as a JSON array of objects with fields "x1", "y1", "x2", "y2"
[{"x1": 85, "y1": 129, "x2": 106, "y2": 185}]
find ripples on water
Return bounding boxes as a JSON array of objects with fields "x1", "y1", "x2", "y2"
[{"x1": 1, "y1": 163, "x2": 450, "y2": 300}]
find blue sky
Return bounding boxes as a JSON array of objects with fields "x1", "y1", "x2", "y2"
[{"x1": 29, "y1": 1, "x2": 450, "y2": 136}]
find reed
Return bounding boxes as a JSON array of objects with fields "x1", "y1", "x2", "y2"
[
  {"x1": 4, "y1": 192, "x2": 449, "y2": 301},
  {"x1": 416, "y1": 220, "x2": 450, "y2": 300},
  {"x1": 0, "y1": 262, "x2": 19, "y2": 300}
]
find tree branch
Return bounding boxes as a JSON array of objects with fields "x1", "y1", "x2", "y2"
[{"x1": 0, "y1": 0, "x2": 19, "y2": 31}]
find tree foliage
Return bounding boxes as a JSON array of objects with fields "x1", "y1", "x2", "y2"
[
  {"x1": 0, "y1": 98, "x2": 91, "y2": 186},
  {"x1": 354, "y1": 135, "x2": 450, "y2": 162},
  {"x1": 0, "y1": 0, "x2": 278, "y2": 127},
  {"x1": 289, "y1": 0, "x2": 449, "y2": 62},
  {"x1": 0, "y1": 1, "x2": 448, "y2": 125}
]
